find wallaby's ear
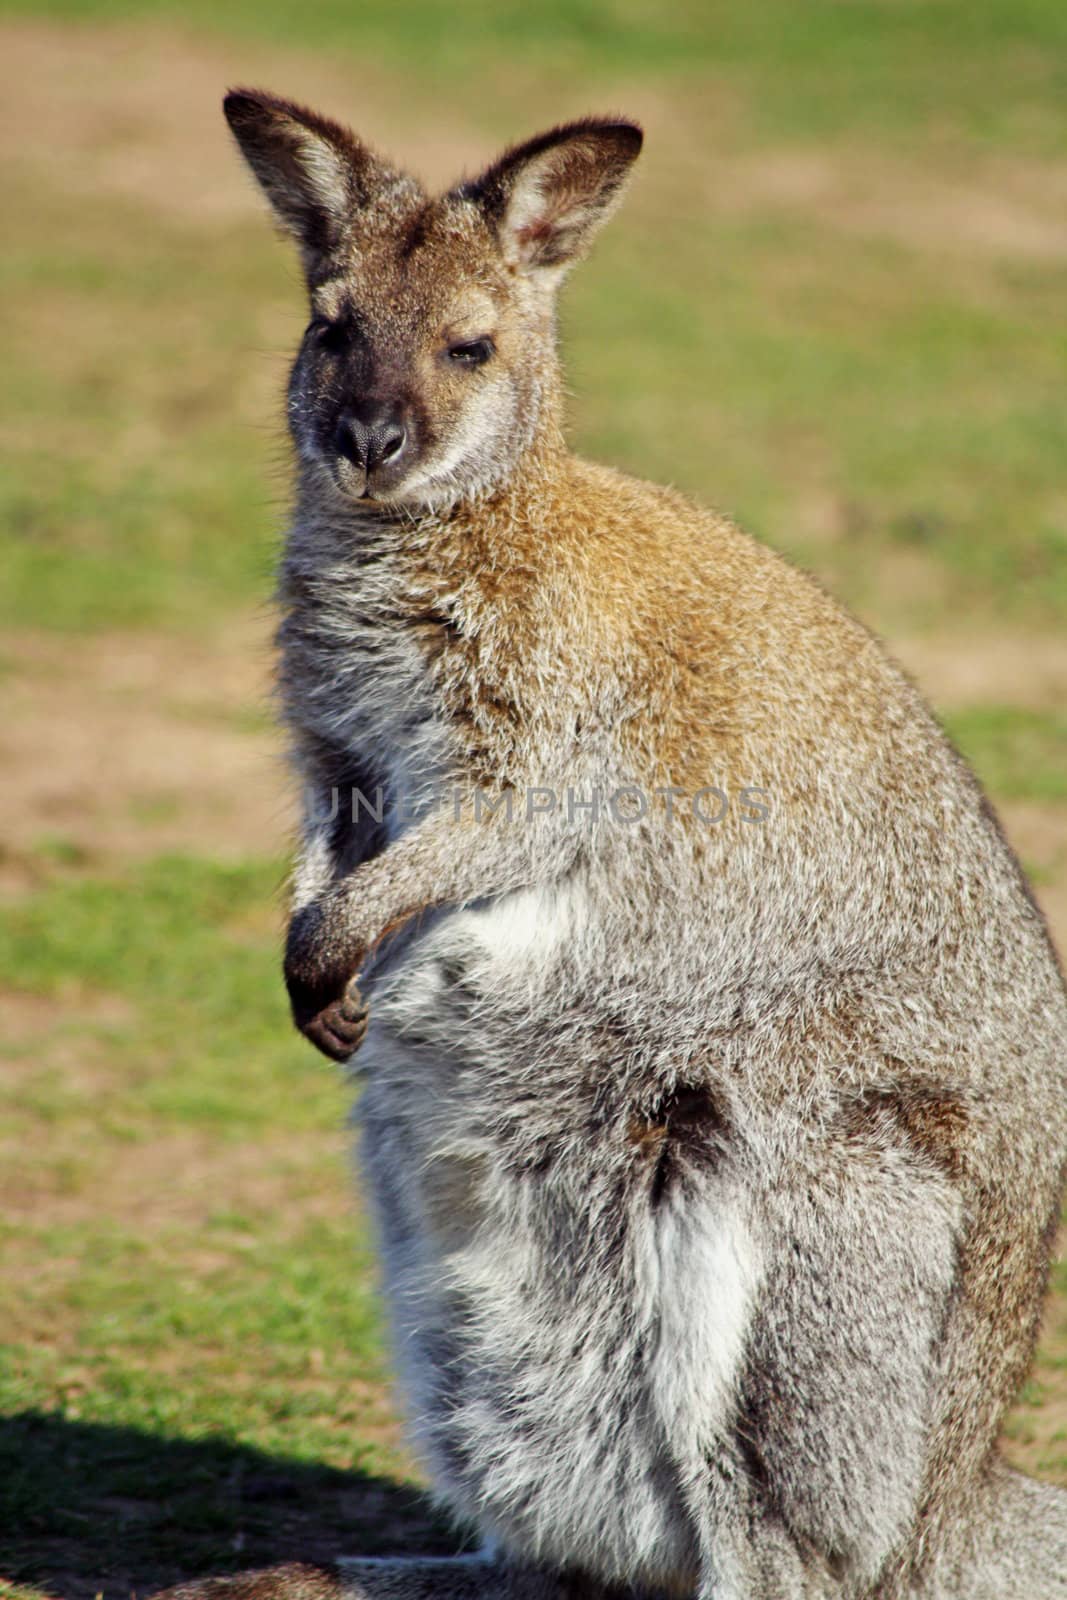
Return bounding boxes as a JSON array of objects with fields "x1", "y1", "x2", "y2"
[
  {"x1": 459, "y1": 117, "x2": 643, "y2": 281},
  {"x1": 223, "y1": 88, "x2": 405, "y2": 263}
]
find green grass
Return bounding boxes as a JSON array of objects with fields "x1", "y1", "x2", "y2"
[
  {"x1": 566, "y1": 217, "x2": 1067, "y2": 626},
  {"x1": 0, "y1": 854, "x2": 341, "y2": 1134},
  {"x1": 6, "y1": 0, "x2": 1067, "y2": 153},
  {"x1": 0, "y1": 854, "x2": 465, "y2": 1595},
  {"x1": 944, "y1": 705, "x2": 1067, "y2": 802},
  {"x1": 3, "y1": 31, "x2": 1066, "y2": 635},
  {"x1": 0, "y1": 180, "x2": 292, "y2": 634}
]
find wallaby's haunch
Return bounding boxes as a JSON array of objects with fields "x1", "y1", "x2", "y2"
[{"x1": 190, "y1": 91, "x2": 1067, "y2": 1599}]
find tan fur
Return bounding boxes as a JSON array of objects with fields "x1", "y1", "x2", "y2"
[{"x1": 191, "y1": 92, "x2": 1067, "y2": 1599}]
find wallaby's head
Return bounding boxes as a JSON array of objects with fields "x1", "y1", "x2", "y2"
[{"x1": 224, "y1": 91, "x2": 642, "y2": 510}]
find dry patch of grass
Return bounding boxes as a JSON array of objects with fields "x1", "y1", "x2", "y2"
[
  {"x1": 0, "y1": 621, "x2": 291, "y2": 874},
  {"x1": 893, "y1": 632, "x2": 1067, "y2": 712},
  {"x1": 0, "y1": 18, "x2": 488, "y2": 224},
  {"x1": 704, "y1": 146, "x2": 1067, "y2": 264}
]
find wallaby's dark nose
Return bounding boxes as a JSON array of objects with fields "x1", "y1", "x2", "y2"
[{"x1": 334, "y1": 404, "x2": 407, "y2": 474}]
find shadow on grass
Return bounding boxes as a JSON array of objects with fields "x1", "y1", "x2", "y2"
[{"x1": 0, "y1": 1412, "x2": 464, "y2": 1600}]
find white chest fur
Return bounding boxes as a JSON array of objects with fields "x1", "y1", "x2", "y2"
[{"x1": 357, "y1": 889, "x2": 762, "y2": 1590}]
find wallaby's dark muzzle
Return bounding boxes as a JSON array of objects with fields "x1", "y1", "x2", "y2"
[{"x1": 334, "y1": 402, "x2": 407, "y2": 475}]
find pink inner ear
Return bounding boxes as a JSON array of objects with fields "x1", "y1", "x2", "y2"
[{"x1": 516, "y1": 218, "x2": 556, "y2": 247}]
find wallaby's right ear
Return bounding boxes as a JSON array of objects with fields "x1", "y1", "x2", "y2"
[
  {"x1": 223, "y1": 88, "x2": 391, "y2": 263},
  {"x1": 459, "y1": 117, "x2": 643, "y2": 284}
]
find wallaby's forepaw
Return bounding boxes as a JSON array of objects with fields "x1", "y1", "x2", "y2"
[
  {"x1": 285, "y1": 906, "x2": 370, "y2": 1062},
  {"x1": 300, "y1": 977, "x2": 370, "y2": 1062}
]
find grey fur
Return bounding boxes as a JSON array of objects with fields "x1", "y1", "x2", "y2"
[{"x1": 214, "y1": 93, "x2": 1067, "y2": 1600}]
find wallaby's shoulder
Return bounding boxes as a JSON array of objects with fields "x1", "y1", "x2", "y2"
[
  {"x1": 565, "y1": 453, "x2": 872, "y2": 639},
  {"x1": 562, "y1": 453, "x2": 925, "y2": 738}
]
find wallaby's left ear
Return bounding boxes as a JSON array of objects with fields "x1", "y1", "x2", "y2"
[
  {"x1": 223, "y1": 87, "x2": 410, "y2": 266},
  {"x1": 459, "y1": 117, "x2": 642, "y2": 280}
]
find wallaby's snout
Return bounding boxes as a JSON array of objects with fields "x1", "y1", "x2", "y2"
[
  {"x1": 292, "y1": 297, "x2": 434, "y2": 505},
  {"x1": 333, "y1": 399, "x2": 409, "y2": 496},
  {"x1": 224, "y1": 88, "x2": 641, "y2": 510}
]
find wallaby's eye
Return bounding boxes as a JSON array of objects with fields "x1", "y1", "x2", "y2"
[
  {"x1": 447, "y1": 338, "x2": 494, "y2": 368},
  {"x1": 308, "y1": 317, "x2": 347, "y2": 354}
]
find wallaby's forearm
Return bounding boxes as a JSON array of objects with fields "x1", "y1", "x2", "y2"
[{"x1": 284, "y1": 788, "x2": 582, "y2": 1059}]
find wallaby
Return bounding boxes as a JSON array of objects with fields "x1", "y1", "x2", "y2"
[{"x1": 165, "y1": 90, "x2": 1067, "y2": 1599}]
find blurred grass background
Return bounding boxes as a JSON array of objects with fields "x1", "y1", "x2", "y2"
[{"x1": 1, "y1": 3, "x2": 1065, "y2": 1596}]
